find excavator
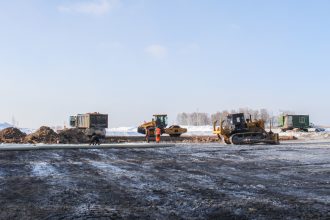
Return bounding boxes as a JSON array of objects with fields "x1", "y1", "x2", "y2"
[
  {"x1": 213, "y1": 113, "x2": 279, "y2": 145},
  {"x1": 137, "y1": 114, "x2": 187, "y2": 137}
]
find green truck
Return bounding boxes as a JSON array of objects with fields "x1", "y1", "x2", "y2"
[{"x1": 278, "y1": 115, "x2": 309, "y2": 131}]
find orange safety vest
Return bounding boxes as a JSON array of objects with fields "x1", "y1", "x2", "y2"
[{"x1": 155, "y1": 128, "x2": 161, "y2": 143}]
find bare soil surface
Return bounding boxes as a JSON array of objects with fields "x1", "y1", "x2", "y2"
[{"x1": 0, "y1": 142, "x2": 329, "y2": 219}]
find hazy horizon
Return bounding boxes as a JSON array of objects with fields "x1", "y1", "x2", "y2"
[{"x1": 1, "y1": 0, "x2": 329, "y2": 128}]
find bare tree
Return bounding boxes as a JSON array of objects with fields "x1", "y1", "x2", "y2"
[
  {"x1": 279, "y1": 110, "x2": 295, "y2": 116},
  {"x1": 211, "y1": 112, "x2": 222, "y2": 123},
  {"x1": 260, "y1": 108, "x2": 270, "y2": 122},
  {"x1": 211, "y1": 110, "x2": 230, "y2": 123},
  {"x1": 179, "y1": 108, "x2": 274, "y2": 126},
  {"x1": 177, "y1": 112, "x2": 211, "y2": 126},
  {"x1": 177, "y1": 112, "x2": 189, "y2": 125}
]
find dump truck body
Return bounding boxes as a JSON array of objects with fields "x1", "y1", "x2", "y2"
[{"x1": 70, "y1": 113, "x2": 108, "y2": 137}]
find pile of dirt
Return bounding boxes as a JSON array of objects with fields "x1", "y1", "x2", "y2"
[
  {"x1": 0, "y1": 127, "x2": 26, "y2": 143},
  {"x1": 58, "y1": 128, "x2": 90, "y2": 144},
  {"x1": 25, "y1": 126, "x2": 59, "y2": 144}
]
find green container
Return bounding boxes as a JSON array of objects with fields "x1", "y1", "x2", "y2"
[
  {"x1": 279, "y1": 115, "x2": 309, "y2": 129},
  {"x1": 278, "y1": 116, "x2": 285, "y2": 127}
]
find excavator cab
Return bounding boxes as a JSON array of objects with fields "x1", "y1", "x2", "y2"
[{"x1": 153, "y1": 114, "x2": 168, "y2": 129}]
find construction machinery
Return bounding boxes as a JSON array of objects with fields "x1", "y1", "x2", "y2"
[
  {"x1": 69, "y1": 112, "x2": 108, "y2": 138},
  {"x1": 213, "y1": 113, "x2": 279, "y2": 145},
  {"x1": 137, "y1": 114, "x2": 187, "y2": 137}
]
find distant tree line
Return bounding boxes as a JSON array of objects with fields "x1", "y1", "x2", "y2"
[
  {"x1": 176, "y1": 112, "x2": 211, "y2": 126},
  {"x1": 176, "y1": 108, "x2": 284, "y2": 126}
]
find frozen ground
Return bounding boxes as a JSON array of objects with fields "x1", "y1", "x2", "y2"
[{"x1": 0, "y1": 142, "x2": 329, "y2": 219}]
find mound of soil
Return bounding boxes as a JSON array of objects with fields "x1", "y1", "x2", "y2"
[
  {"x1": 58, "y1": 128, "x2": 90, "y2": 144},
  {"x1": 0, "y1": 127, "x2": 26, "y2": 143},
  {"x1": 25, "y1": 126, "x2": 59, "y2": 144}
]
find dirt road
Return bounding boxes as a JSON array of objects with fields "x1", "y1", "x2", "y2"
[{"x1": 0, "y1": 142, "x2": 329, "y2": 219}]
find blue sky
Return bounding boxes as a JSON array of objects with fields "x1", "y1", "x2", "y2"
[{"x1": 0, "y1": 0, "x2": 329, "y2": 128}]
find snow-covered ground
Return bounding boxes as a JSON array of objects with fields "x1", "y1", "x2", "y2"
[
  {"x1": 181, "y1": 125, "x2": 213, "y2": 136},
  {"x1": 106, "y1": 127, "x2": 142, "y2": 136},
  {"x1": 106, "y1": 125, "x2": 214, "y2": 136},
  {"x1": 276, "y1": 129, "x2": 330, "y2": 140}
]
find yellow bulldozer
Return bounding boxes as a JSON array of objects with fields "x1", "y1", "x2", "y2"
[
  {"x1": 137, "y1": 114, "x2": 187, "y2": 137},
  {"x1": 213, "y1": 113, "x2": 279, "y2": 145}
]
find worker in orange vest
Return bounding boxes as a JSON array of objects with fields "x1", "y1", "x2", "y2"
[{"x1": 155, "y1": 127, "x2": 161, "y2": 143}]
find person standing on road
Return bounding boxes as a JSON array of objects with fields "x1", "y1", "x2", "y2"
[
  {"x1": 146, "y1": 128, "x2": 150, "y2": 143},
  {"x1": 90, "y1": 133, "x2": 100, "y2": 145}
]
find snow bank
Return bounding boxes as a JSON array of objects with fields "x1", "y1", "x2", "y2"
[
  {"x1": 106, "y1": 127, "x2": 142, "y2": 136},
  {"x1": 277, "y1": 129, "x2": 330, "y2": 140},
  {"x1": 106, "y1": 125, "x2": 214, "y2": 136},
  {"x1": 0, "y1": 122, "x2": 12, "y2": 130},
  {"x1": 181, "y1": 126, "x2": 213, "y2": 136}
]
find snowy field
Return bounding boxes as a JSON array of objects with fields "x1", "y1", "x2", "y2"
[{"x1": 0, "y1": 142, "x2": 329, "y2": 219}]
